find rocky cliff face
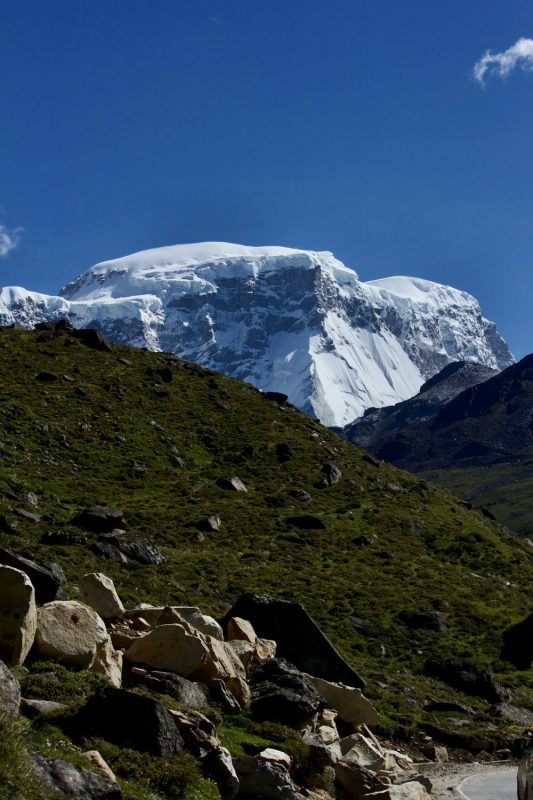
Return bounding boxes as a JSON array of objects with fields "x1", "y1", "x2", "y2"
[{"x1": 0, "y1": 242, "x2": 513, "y2": 426}]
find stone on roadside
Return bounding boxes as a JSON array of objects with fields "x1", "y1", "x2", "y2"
[
  {"x1": 0, "y1": 565, "x2": 37, "y2": 666},
  {"x1": 35, "y1": 600, "x2": 108, "y2": 668},
  {"x1": 304, "y1": 673, "x2": 379, "y2": 726},
  {"x1": 363, "y1": 783, "x2": 431, "y2": 799},
  {"x1": 79, "y1": 573, "x2": 125, "y2": 619}
]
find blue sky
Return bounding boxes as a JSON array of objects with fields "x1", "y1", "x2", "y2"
[{"x1": 1, "y1": 0, "x2": 531, "y2": 356}]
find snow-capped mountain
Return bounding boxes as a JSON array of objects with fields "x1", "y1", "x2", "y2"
[{"x1": 0, "y1": 242, "x2": 513, "y2": 426}]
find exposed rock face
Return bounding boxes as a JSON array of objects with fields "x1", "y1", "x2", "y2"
[
  {"x1": 399, "y1": 610, "x2": 448, "y2": 632},
  {"x1": 0, "y1": 565, "x2": 37, "y2": 665},
  {"x1": 223, "y1": 593, "x2": 365, "y2": 688},
  {"x1": 0, "y1": 658, "x2": 21, "y2": 718},
  {"x1": 31, "y1": 753, "x2": 123, "y2": 800},
  {"x1": 0, "y1": 242, "x2": 513, "y2": 426},
  {"x1": 35, "y1": 600, "x2": 109, "y2": 669},
  {"x1": 127, "y1": 669, "x2": 212, "y2": 709},
  {"x1": 79, "y1": 573, "x2": 125, "y2": 619},
  {"x1": 76, "y1": 687, "x2": 184, "y2": 756}
]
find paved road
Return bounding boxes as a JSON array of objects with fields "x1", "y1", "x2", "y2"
[{"x1": 456, "y1": 766, "x2": 517, "y2": 800}]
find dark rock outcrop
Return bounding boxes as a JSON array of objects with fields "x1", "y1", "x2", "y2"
[
  {"x1": 75, "y1": 688, "x2": 183, "y2": 756},
  {"x1": 71, "y1": 506, "x2": 127, "y2": 533},
  {"x1": 501, "y1": 611, "x2": 533, "y2": 670},
  {"x1": 424, "y1": 656, "x2": 504, "y2": 703},
  {"x1": 250, "y1": 657, "x2": 325, "y2": 727},
  {"x1": 223, "y1": 594, "x2": 365, "y2": 688}
]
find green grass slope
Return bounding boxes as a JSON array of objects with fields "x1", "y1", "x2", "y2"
[{"x1": 0, "y1": 326, "x2": 532, "y2": 746}]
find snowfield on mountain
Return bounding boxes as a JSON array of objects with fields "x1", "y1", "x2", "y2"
[{"x1": 0, "y1": 242, "x2": 513, "y2": 426}]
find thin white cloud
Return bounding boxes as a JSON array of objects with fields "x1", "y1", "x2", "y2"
[
  {"x1": 0, "y1": 223, "x2": 22, "y2": 258},
  {"x1": 473, "y1": 37, "x2": 533, "y2": 85}
]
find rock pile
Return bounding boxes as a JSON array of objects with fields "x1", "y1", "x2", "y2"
[{"x1": 0, "y1": 559, "x2": 433, "y2": 799}]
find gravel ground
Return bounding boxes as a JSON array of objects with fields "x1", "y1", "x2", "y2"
[{"x1": 418, "y1": 760, "x2": 517, "y2": 799}]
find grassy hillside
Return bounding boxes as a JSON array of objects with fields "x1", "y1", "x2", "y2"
[{"x1": 0, "y1": 325, "x2": 532, "y2": 746}]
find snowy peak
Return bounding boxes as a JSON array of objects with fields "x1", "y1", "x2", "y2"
[{"x1": 0, "y1": 242, "x2": 514, "y2": 426}]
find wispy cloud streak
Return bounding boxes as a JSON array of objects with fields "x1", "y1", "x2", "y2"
[
  {"x1": 473, "y1": 37, "x2": 533, "y2": 85},
  {"x1": 0, "y1": 224, "x2": 22, "y2": 258}
]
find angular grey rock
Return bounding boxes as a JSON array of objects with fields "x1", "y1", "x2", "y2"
[
  {"x1": 31, "y1": 752, "x2": 122, "y2": 800},
  {"x1": 0, "y1": 659, "x2": 21, "y2": 718},
  {"x1": 79, "y1": 573, "x2": 125, "y2": 619},
  {"x1": 251, "y1": 658, "x2": 325, "y2": 727},
  {"x1": 234, "y1": 757, "x2": 302, "y2": 800},
  {"x1": 21, "y1": 697, "x2": 69, "y2": 718},
  {"x1": 202, "y1": 746, "x2": 239, "y2": 799},
  {"x1": 216, "y1": 476, "x2": 248, "y2": 492}
]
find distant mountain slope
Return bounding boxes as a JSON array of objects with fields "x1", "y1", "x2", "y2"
[
  {"x1": 0, "y1": 241, "x2": 514, "y2": 426},
  {"x1": 343, "y1": 355, "x2": 533, "y2": 535},
  {"x1": 0, "y1": 323, "x2": 531, "y2": 745}
]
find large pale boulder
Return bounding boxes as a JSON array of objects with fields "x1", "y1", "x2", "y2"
[
  {"x1": 0, "y1": 566, "x2": 37, "y2": 666},
  {"x1": 79, "y1": 573, "x2": 124, "y2": 619},
  {"x1": 304, "y1": 673, "x2": 379, "y2": 726},
  {"x1": 195, "y1": 636, "x2": 247, "y2": 683},
  {"x1": 35, "y1": 600, "x2": 108, "y2": 668},
  {"x1": 125, "y1": 623, "x2": 211, "y2": 675},
  {"x1": 339, "y1": 732, "x2": 384, "y2": 769}
]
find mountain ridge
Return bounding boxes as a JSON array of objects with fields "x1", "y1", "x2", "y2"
[{"x1": 0, "y1": 241, "x2": 514, "y2": 426}]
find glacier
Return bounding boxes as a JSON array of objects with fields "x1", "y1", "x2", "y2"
[{"x1": 0, "y1": 242, "x2": 513, "y2": 427}]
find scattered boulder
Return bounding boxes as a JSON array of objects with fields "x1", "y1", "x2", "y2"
[
  {"x1": 234, "y1": 756, "x2": 301, "y2": 800},
  {"x1": 347, "y1": 616, "x2": 380, "y2": 637},
  {"x1": 222, "y1": 594, "x2": 365, "y2": 688},
  {"x1": 303, "y1": 674, "x2": 379, "y2": 726},
  {"x1": 127, "y1": 605, "x2": 223, "y2": 639},
  {"x1": 276, "y1": 443, "x2": 293, "y2": 463},
  {"x1": 82, "y1": 751, "x2": 117, "y2": 784},
  {"x1": 119, "y1": 538, "x2": 164, "y2": 565},
  {"x1": 216, "y1": 476, "x2": 248, "y2": 492},
  {"x1": 71, "y1": 327, "x2": 113, "y2": 352},
  {"x1": 262, "y1": 391, "x2": 289, "y2": 404},
  {"x1": 90, "y1": 541, "x2": 128, "y2": 564},
  {"x1": 41, "y1": 531, "x2": 88, "y2": 546},
  {"x1": 286, "y1": 514, "x2": 326, "y2": 530},
  {"x1": 76, "y1": 687, "x2": 183, "y2": 756},
  {"x1": 290, "y1": 489, "x2": 311, "y2": 503},
  {"x1": 202, "y1": 746, "x2": 239, "y2": 799},
  {"x1": 317, "y1": 462, "x2": 342, "y2": 488},
  {"x1": 364, "y1": 784, "x2": 431, "y2": 799},
  {"x1": 125, "y1": 623, "x2": 211, "y2": 675},
  {"x1": 334, "y1": 761, "x2": 385, "y2": 798},
  {"x1": 501, "y1": 611, "x2": 533, "y2": 669},
  {"x1": 71, "y1": 506, "x2": 127, "y2": 533},
  {"x1": 0, "y1": 565, "x2": 37, "y2": 665},
  {"x1": 0, "y1": 545, "x2": 62, "y2": 604},
  {"x1": 399, "y1": 611, "x2": 448, "y2": 632},
  {"x1": 91, "y1": 639, "x2": 123, "y2": 687},
  {"x1": 79, "y1": 573, "x2": 125, "y2": 619},
  {"x1": 196, "y1": 515, "x2": 222, "y2": 532},
  {"x1": 35, "y1": 371, "x2": 59, "y2": 382},
  {"x1": 424, "y1": 656, "x2": 504, "y2": 703},
  {"x1": 35, "y1": 600, "x2": 109, "y2": 669},
  {"x1": 0, "y1": 659, "x2": 21, "y2": 718},
  {"x1": 128, "y1": 669, "x2": 212, "y2": 709},
  {"x1": 251, "y1": 657, "x2": 325, "y2": 727},
  {"x1": 31, "y1": 753, "x2": 122, "y2": 800},
  {"x1": 227, "y1": 616, "x2": 257, "y2": 644},
  {"x1": 258, "y1": 748, "x2": 292, "y2": 769},
  {"x1": 20, "y1": 697, "x2": 69, "y2": 718}
]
